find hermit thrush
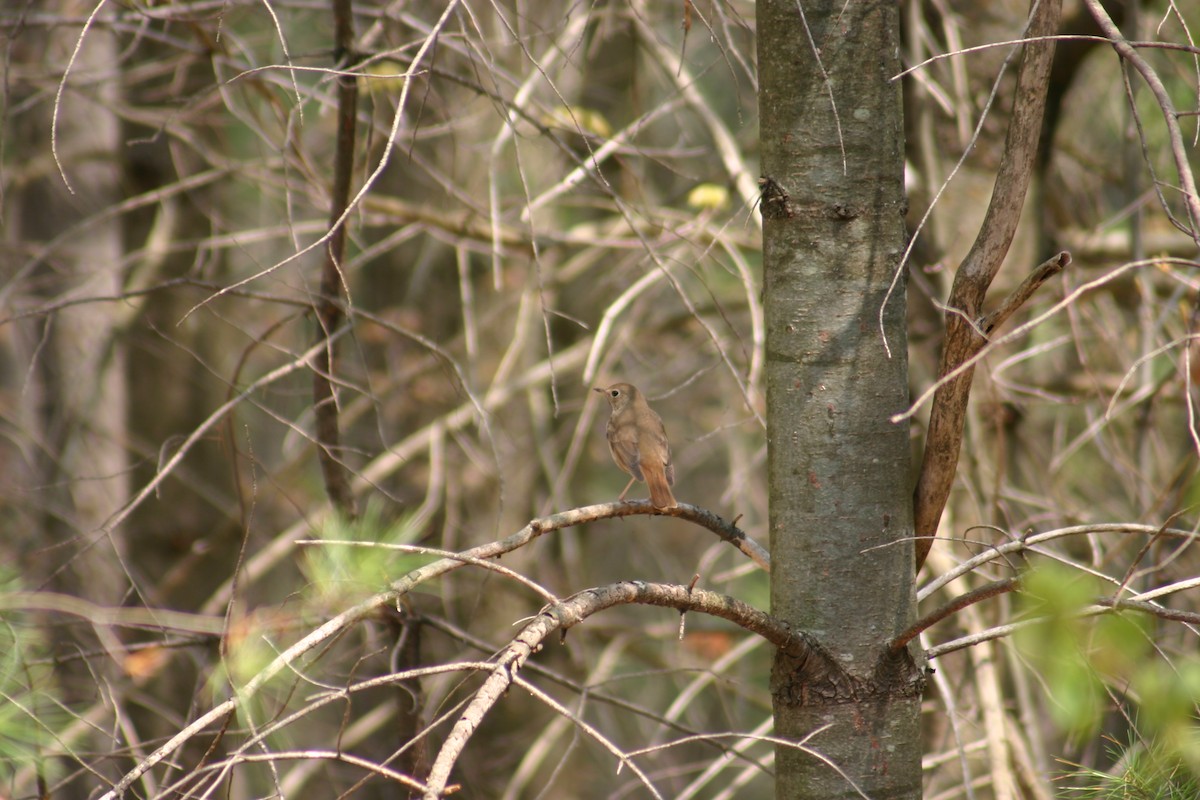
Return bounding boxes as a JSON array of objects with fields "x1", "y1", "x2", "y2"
[{"x1": 594, "y1": 382, "x2": 677, "y2": 509}]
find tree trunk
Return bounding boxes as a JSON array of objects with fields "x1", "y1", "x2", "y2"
[
  {"x1": 41, "y1": 1, "x2": 130, "y2": 605},
  {"x1": 759, "y1": 1, "x2": 924, "y2": 797}
]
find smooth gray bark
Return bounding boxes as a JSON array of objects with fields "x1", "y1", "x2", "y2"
[{"x1": 759, "y1": 1, "x2": 923, "y2": 797}]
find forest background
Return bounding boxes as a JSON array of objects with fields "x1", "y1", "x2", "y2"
[{"x1": 2, "y1": 0, "x2": 1200, "y2": 798}]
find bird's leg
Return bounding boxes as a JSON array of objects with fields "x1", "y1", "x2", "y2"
[{"x1": 618, "y1": 477, "x2": 636, "y2": 501}]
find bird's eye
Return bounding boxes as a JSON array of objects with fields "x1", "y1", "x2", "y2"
[{"x1": 610, "y1": 390, "x2": 620, "y2": 397}]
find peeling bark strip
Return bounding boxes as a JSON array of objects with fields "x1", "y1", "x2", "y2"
[{"x1": 913, "y1": 0, "x2": 1064, "y2": 571}]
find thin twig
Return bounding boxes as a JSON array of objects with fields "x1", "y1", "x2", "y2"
[
  {"x1": 1083, "y1": 0, "x2": 1200, "y2": 233},
  {"x1": 889, "y1": 578, "x2": 1021, "y2": 654}
]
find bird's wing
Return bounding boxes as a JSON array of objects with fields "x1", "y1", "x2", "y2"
[{"x1": 609, "y1": 421, "x2": 643, "y2": 480}]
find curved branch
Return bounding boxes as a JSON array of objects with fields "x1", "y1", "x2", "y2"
[
  {"x1": 916, "y1": 522, "x2": 1200, "y2": 602},
  {"x1": 912, "y1": 0, "x2": 1064, "y2": 571},
  {"x1": 605, "y1": 500, "x2": 771, "y2": 572},
  {"x1": 421, "y1": 580, "x2": 816, "y2": 799},
  {"x1": 889, "y1": 578, "x2": 1021, "y2": 654}
]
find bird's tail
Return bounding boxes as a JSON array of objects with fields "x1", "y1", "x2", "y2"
[{"x1": 644, "y1": 465, "x2": 677, "y2": 509}]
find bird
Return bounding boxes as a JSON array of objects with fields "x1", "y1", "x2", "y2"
[{"x1": 593, "y1": 382, "x2": 677, "y2": 509}]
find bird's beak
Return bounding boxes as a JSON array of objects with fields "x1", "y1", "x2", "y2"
[{"x1": 592, "y1": 387, "x2": 604, "y2": 394}]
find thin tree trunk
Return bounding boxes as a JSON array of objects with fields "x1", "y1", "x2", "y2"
[
  {"x1": 45, "y1": 2, "x2": 130, "y2": 605},
  {"x1": 759, "y1": 1, "x2": 923, "y2": 797}
]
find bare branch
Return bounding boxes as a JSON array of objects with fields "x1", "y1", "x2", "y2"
[
  {"x1": 889, "y1": 578, "x2": 1020, "y2": 653},
  {"x1": 918, "y1": 523, "x2": 1200, "y2": 602},
  {"x1": 978, "y1": 252, "x2": 1070, "y2": 335},
  {"x1": 422, "y1": 580, "x2": 817, "y2": 798},
  {"x1": 912, "y1": 0, "x2": 1064, "y2": 571}
]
